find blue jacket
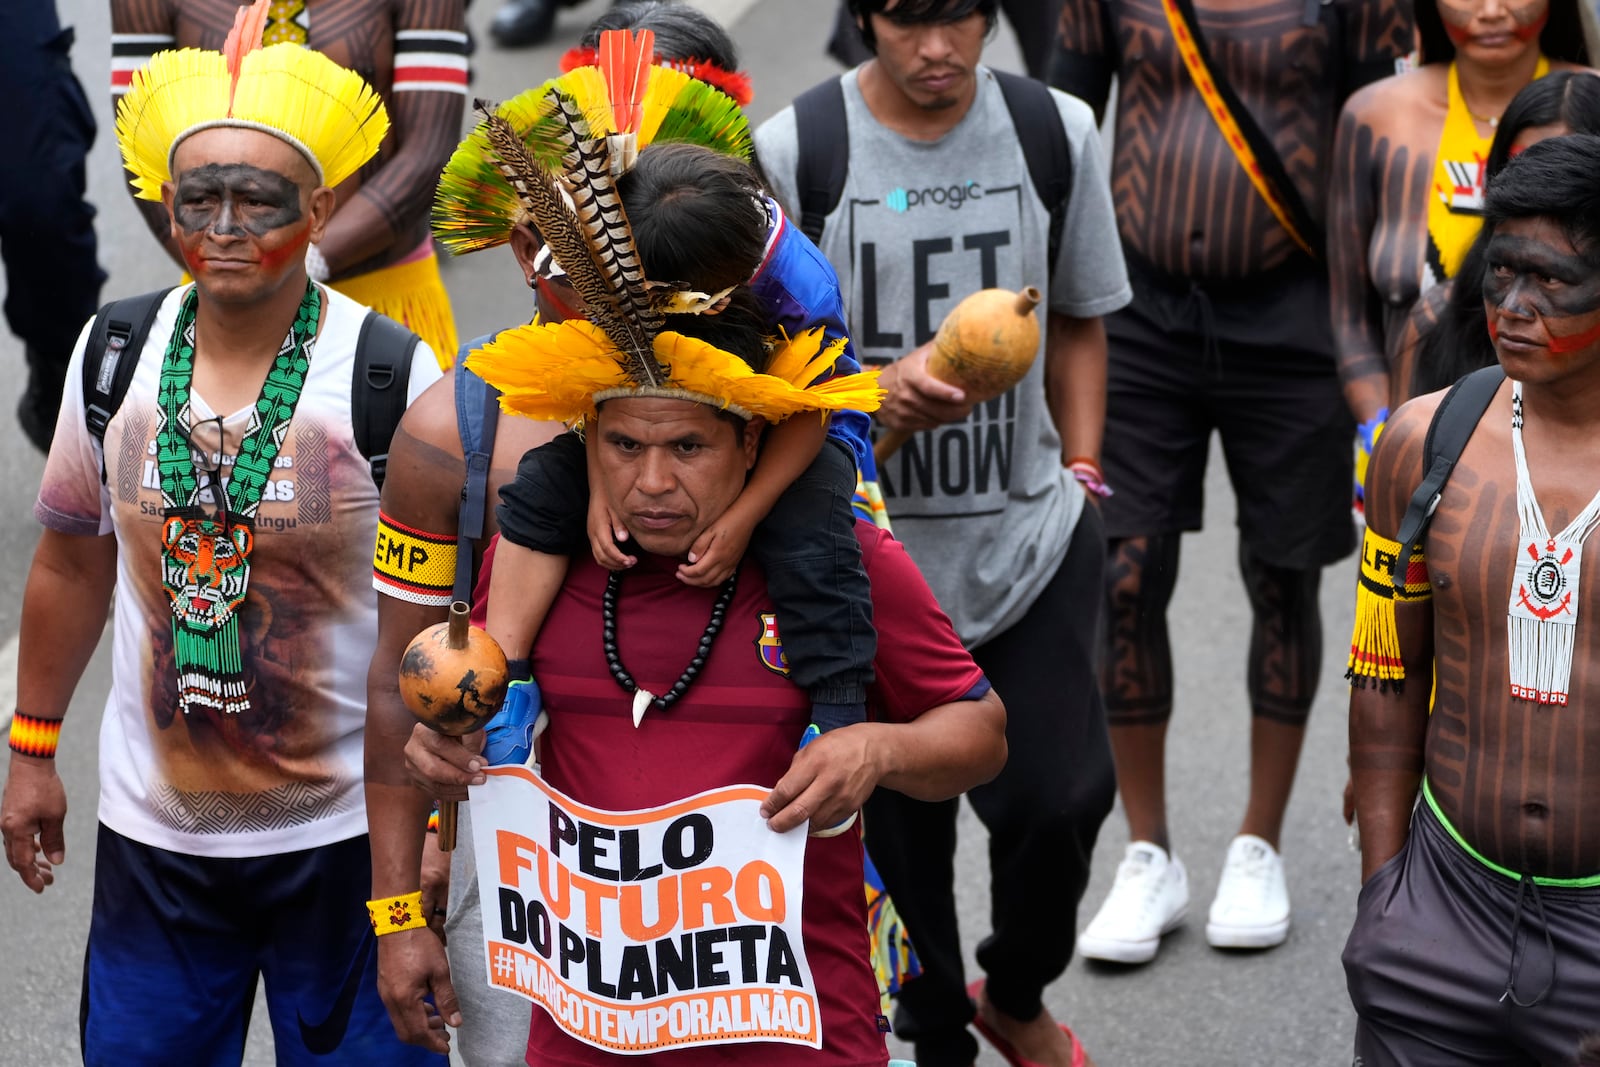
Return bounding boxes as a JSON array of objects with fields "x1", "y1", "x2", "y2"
[{"x1": 748, "y1": 198, "x2": 877, "y2": 481}]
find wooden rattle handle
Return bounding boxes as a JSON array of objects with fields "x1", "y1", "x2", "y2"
[
  {"x1": 437, "y1": 799, "x2": 459, "y2": 851},
  {"x1": 436, "y1": 722, "x2": 464, "y2": 852}
]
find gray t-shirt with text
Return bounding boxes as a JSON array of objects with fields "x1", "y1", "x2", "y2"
[{"x1": 758, "y1": 67, "x2": 1130, "y2": 647}]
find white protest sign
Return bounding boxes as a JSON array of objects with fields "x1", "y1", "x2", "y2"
[{"x1": 470, "y1": 765, "x2": 819, "y2": 1054}]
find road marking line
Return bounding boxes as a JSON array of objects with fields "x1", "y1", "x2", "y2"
[
  {"x1": 689, "y1": 0, "x2": 763, "y2": 28},
  {"x1": 0, "y1": 633, "x2": 17, "y2": 735}
]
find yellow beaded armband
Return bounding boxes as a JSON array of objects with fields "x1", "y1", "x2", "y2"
[
  {"x1": 367, "y1": 891, "x2": 427, "y2": 935},
  {"x1": 373, "y1": 512, "x2": 457, "y2": 607},
  {"x1": 1348, "y1": 527, "x2": 1431, "y2": 693}
]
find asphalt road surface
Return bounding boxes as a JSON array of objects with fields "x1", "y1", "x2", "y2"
[{"x1": 0, "y1": 1, "x2": 1363, "y2": 1064}]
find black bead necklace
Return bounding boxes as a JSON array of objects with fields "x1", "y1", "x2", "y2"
[{"x1": 602, "y1": 569, "x2": 738, "y2": 717}]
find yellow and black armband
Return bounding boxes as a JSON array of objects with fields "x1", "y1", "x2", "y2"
[
  {"x1": 367, "y1": 891, "x2": 427, "y2": 935},
  {"x1": 372, "y1": 512, "x2": 457, "y2": 606},
  {"x1": 1348, "y1": 527, "x2": 1431, "y2": 692}
]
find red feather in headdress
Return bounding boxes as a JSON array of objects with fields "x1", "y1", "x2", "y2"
[
  {"x1": 599, "y1": 28, "x2": 654, "y2": 134},
  {"x1": 223, "y1": 0, "x2": 272, "y2": 110}
]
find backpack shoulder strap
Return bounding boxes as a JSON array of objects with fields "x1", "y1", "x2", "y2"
[
  {"x1": 994, "y1": 70, "x2": 1072, "y2": 278},
  {"x1": 792, "y1": 76, "x2": 849, "y2": 246},
  {"x1": 352, "y1": 311, "x2": 421, "y2": 490},
  {"x1": 1390, "y1": 365, "x2": 1506, "y2": 587},
  {"x1": 453, "y1": 343, "x2": 501, "y2": 604},
  {"x1": 82, "y1": 288, "x2": 171, "y2": 483}
]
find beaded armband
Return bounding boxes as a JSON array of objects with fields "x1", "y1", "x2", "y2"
[
  {"x1": 8, "y1": 713, "x2": 63, "y2": 758},
  {"x1": 367, "y1": 891, "x2": 427, "y2": 935},
  {"x1": 372, "y1": 512, "x2": 457, "y2": 607},
  {"x1": 1347, "y1": 527, "x2": 1431, "y2": 693}
]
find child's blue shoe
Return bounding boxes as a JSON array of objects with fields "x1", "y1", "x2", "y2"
[{"x1": 484, "y1": 677, "x2": 544, "y2": 766}]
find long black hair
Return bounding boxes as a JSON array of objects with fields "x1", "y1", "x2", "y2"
[
  {"x1": 1417, "y1": 0, "x2": 1588, "y2": 65},
  {"x1": 1411, "y1": 74, "x2": 1600, "y2": 396}
]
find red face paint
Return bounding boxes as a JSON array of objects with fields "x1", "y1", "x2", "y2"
[
  {"x1": 256, "y1": 222, "x2": 312, "y2": 275},
  {"x1": 536, "y1": 274, "x2": 584, "y2": 323},
  {"x1": 1545, "y1": 316, "x2": 1600, "y2": 354},
  {"x1": 1511, "y1": 8, "x2": 1548, "y2": 41}
]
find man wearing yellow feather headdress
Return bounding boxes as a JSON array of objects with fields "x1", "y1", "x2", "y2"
[
  {"x1": 397, "y1": 296, "x2": 1007, "y2": 1063},
  {"x1": 1, "y1": 8, "x2": 444, "y2": 1065},
  {"x1": 111, "y1": 0, "x2": 469, "y2": 367},
  {"x1": 363, "y1": 18, "x2": 906, "y2": 1063}
]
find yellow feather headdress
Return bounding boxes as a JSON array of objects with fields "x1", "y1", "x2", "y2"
[
  {"x1": 116, "y1": 0, "x2": 388, "y2": 200},
  {"x1": 466, "y1": 320, "x2": 884, "y2": 425}
]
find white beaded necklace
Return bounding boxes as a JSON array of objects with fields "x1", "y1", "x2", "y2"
[{"x1": 1507, "y1": 382, "x2": 1600, "y2": 705}]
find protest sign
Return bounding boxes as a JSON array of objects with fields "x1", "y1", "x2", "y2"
[{"x1": 470, "y1": 765, "x2": 819, "y2": 1054}]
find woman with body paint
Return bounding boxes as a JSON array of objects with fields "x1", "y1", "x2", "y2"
[{"x1": 1325, "y1": 0, "x2": 1591, "y2": 445}]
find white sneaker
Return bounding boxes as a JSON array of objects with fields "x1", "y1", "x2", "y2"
[
  {"x1": 1206, "y1": 834, "x2": 1291, "y2": 949},
  {"x1": 1078, "y1": 841, "x2": 1189, "y2": 964}
]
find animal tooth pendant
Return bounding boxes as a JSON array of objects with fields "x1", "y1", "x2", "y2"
[{"x1": 632, "y1": 687, "x2": 656, "y2": 727}]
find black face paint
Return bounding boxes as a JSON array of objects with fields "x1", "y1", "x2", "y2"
[
  {"x1": 1482, "y1": 232, "x2": 1600, "y2": 321},
  {"x1": 173, "y1": 164, "x2": 303, "y2": 238}
]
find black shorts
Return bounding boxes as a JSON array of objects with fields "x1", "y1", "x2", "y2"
[
  {"x1": 1343, "y1": 792, "x2": 1600, "y2": 1066},
  {"x1": 1100, "y1": 255, "x2": 1355, "y2": 570}
]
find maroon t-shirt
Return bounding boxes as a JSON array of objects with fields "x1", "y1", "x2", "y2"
[{"x1": 501, "y1": 521, "x2": 985, "y2": 1066}]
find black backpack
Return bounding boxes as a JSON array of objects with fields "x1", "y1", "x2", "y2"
[
  {"x1": 790, "y1": 70, "x2": 1074, "y2": 276},
  {"x1": 80, "y1": 288, "x2": 421, "y2": 488},
  {"x1": 1387, "y1": 365, "x2": 1506, "y2": 589}
]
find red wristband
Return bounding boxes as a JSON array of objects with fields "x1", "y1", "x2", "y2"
[
  {"x1": 8, "y1": 712, "x2": 63, "y2": 759},
  {"x1": 1066, "y1": 459, "x2": 1112, "y2": 499}
]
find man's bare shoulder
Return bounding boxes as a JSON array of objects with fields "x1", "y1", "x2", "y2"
[
  {"x1": 399, "y1": 371, "x2": 466, "y2": 462},
  {"x1": 380, "y1": 372, "x2": 471, "y2": 532},
  {"x1": 1365, "y1": 389, "x2": 1444, "y2": 533}
]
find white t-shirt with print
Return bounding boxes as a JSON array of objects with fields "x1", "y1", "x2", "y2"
[{"x1": 35, "y1": 285, "x2": 440, "y2": 858}]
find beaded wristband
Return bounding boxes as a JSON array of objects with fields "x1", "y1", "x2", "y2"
[
  {"x1": 8, "y1": 713, "x2": 63, "y2": 758},
  {"x1": 367, "y1": 891, "x2": 427, "y2": 935},
  {"x1": 1066, "y1": 459, "x2": 1113, "y2": 499}
]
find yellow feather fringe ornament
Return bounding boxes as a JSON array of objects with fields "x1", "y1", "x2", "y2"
[
  {"x1": 465, "y1": 320, "x2": 883, "y2": 426},
  {"x1": 1347, "y1": 527, "x2": 1432, "y2": 693},
  {"x1": 117, "y1": 42, "x2": 388, "y2": 200}
]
